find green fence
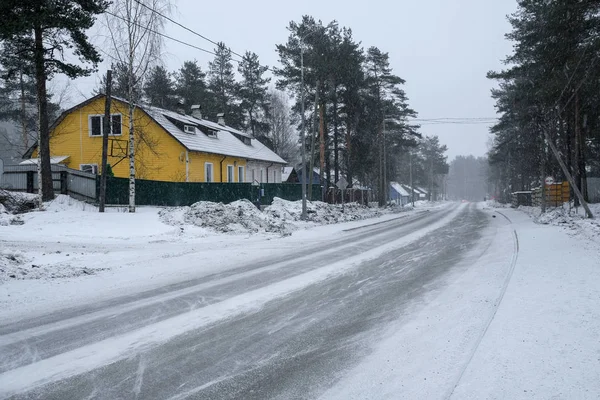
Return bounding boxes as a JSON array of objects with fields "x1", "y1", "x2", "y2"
[
  {"x1": 101, "y1": 177, "x2": 321, "y2": 206},
  {"x1": 258, "y1": 183, "x2": 321, "y2": 205}
]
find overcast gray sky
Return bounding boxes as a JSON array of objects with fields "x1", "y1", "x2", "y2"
[{"x1": 73, "y1": 0, "x2": 518, "y2": 162}]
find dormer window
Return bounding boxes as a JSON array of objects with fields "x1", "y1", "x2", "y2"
[
  {"x1": 233, "y1": 133, "x2": 251, "y2": 145},
  {"x1": 184, "y1": 125, "x2": 196, "y2": 134},
  {"x1": 207, "y1": 130, "x2": 218, "y2": 138}
]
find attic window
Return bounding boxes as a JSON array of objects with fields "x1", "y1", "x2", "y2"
[
  {"x1": 183, "y1": 125, "x2": 196, "y2": 134},
  {"x1": 234, "y1": 133, "x2": 251, "y2": 145},
  {"x1": 206, "y1": 130, "x2": 218, "y2": 138}
]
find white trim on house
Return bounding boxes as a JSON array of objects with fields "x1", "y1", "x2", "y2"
[
  {"x1": 238, "y1": 166, "x2": 244, "y2": 183},
  {"x1": 205, "y1": 162, "x2": 214, "y2": 183},
  {"x1": 227, "y1": 165, "x2": 234, "y2": 183}
]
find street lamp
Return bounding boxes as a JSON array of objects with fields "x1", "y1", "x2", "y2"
[{"x1": 299, "y1": 21, "x2": 337, "y2": 220}]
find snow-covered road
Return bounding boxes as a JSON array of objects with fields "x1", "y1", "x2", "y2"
[
  {"x1": 0, "y1": 202, "x2": 508, "y2": 399},
  {"x1": 1, "y1": 200, "x2": 597, "y2": 399}
]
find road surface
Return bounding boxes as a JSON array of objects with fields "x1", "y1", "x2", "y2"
[{"x1": 0, "y1": 203, "x2": 514, "y2": 399}]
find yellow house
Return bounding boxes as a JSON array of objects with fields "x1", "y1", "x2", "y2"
[{"x1": 25, "y1": 94, "x2": 287, "y2": 183}]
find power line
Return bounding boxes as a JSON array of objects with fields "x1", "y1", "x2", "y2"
[
  {"x1": 133, "y1": 0, "x2": 247, "y2": 62},
  {"x1": 130, "y1": 0, "x2": 278, "y2": 73},
  {"x1": 105, "y1": 10, "x2": 219, "y2": 58}
]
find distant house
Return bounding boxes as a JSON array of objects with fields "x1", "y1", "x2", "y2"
[
  {"x1": 24, "y1": 94, "x2": 286, "y2": 183},
  {"x1": 295, "y1": 165, "x2": 322, "y2": 185},
  {"x1": 389, "y1": 181, "x2": 410, "y2": 206},
  {"x1": 414, "y1": 187, "x2": 428, "y2": 199},
  {"x1": 282, "y1": 166, "x2": 298, "y2": 183}
]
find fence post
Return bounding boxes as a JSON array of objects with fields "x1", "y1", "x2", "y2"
[
  {"x1": 26, "y1": 171, "x2": 34, "y2": 193},
  {"x1": 60, "y1": 171, "x2": 68, "y2": 195}
]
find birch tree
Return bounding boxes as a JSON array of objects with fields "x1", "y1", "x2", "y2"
[{"x1": 104, "y1": 0, "x2": 168, "y2": 212}]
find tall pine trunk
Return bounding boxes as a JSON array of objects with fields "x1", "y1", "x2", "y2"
[{"x1": 34, "y1": 22, "x2": 54, "y2": 202}]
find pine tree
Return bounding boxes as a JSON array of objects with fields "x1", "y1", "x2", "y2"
[
  {"x1": 0, "y1": 0, "x2": 108, "y2": 201},
  {"x1": 238, "y1": 51, "x2": 270, "y2": 136},
  {"x1": 206, "y1": 43, "x2": 243, "y2": 128},
  {"x1": 173, "y1": 60, "x2": 207, "y2": 115},
  {"x1": 144, "y1": 65, "x2": 175, "y2": 109}
]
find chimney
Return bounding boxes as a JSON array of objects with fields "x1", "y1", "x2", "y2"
[
  {"x1": 176, "y1": 99, "x2": 185, "y2": 114},
  {"x1": 191, "y1": 104, "x2": 202, "y2": 119},
  {"x1": 217, "y1": 112, "x2": 225, "y2": 126}
]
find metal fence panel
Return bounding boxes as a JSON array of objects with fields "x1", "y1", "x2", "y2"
[
  {"x1": 67, "y1": 170, "x2": 97, "y2": 200},
  {"x1": 588, "y1": 177, "x2": 600, "y2": 203}
]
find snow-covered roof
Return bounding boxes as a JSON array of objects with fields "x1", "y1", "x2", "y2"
[
  {"x1": 140, "y1": 104, "x2": 286, "y2": 165},
  {"x1": 390, "y1": 181, "x2": 410, "y2": 197},
  {"x1": 281, "y1": 166, "x2": 294, "y2": 181},
  {"x1": 20, "y1": 156, "x2": 69, "y2": 165}
]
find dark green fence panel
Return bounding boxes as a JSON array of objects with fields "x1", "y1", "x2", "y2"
[
  {"x1": 102, "y1": 178, "x2": 322, "y2": 206},
  {"x1": 103, "y1": 177, "x2": 254, "y2": 206},
  {"x1": 258, "y1": 183, "x2": 322, "y2": 205}
]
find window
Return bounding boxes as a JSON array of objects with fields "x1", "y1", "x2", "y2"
[
  {"x1": 205, "y1": 163, "x2": 213, "y2": 183},
  {"x1": 89, "y1": 114, "x2": 122, "y2": 137},
  {"x1": 238, "y1": 166, "x2": 244, "y2": 183},
  {"x1": 80, "y1": 164, "x2": 98, "y2": 174},
  {"x1": 227, "y1": 165, "x2": 234, "y2": 182},
  {"x1": 260, "y1": 169, "x2": 264, "y2": 183},
  {"x1": 207, "y1": 130, "x2": 218, "y2": 138},
  {"x1": 184, "y1": 125, "x2": 196, "y2": 134},
  {"x1": 251, "y1": 169, "x2": 255, "y2": 183},
  {"x1": 273, "y1": 170, "x2": 277, "y2": 183}
]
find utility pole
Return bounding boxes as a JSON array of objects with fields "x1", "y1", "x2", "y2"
[
  {"x1": 540, "y1": 138, "x2": 546, "y2": 214},
  {"x1": 99, "y1": 70, "x2": 112, "y2": 213},
  {"x1": 319, "y1": 103, "x2": 326, "y2": 202},
  {"x1": 409, "y1": 150, "x2": 414, "y2": 207},
  {"x1": 308, "y1": 80, "x2": 320, "y2": 203},
  {"x1": 542, "y1": 125, "x2": 593, "y2": 219},
  {"x1": 299, "y1": 45, "x2": 308, "y2": 219}
]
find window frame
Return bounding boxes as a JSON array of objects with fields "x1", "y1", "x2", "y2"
[
  {"x1": 205, "y1": 162, "x2": 214, "y2": 183},
  {"x1": 88, "y1": 113, "x2": 122, "y2": 137},
  {"x1": 238, "y1": 166, "x2": 244, "y2": 183},
  {"x1": 227, "y1": 165, "x2": 234, "y2": 183}
]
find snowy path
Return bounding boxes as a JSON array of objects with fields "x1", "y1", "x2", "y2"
[{"x1": 0, "y1": 202, "x2": 505, "y2": 399}]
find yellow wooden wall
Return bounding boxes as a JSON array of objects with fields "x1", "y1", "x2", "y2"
[{"x1": 41, "y1": 96, "x2": 246, "y2": 183}]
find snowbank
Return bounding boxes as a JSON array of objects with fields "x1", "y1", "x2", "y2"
[
  {"x1": 518, "y1": 203, "x2": 600, "y2": 243},
  {"x1": 159, "y1": 197, "x2": 405, "y2": 236},
  {"x1": 0, "y1": 248, "x2": 107, "y2": 282}
]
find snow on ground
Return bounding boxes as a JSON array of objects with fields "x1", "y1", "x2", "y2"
[
  {"x1": 321, "y1": 203, "x2": 600, "y2": 399},
  {"x1": 0, "y1": 193, "x2": 444, "y2": 321}
]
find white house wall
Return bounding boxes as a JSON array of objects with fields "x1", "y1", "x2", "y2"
[{"x1": 246, "y1": 161, "x2": 283, "y2": 183}]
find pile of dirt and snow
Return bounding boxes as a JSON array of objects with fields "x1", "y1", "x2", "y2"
[
  {"x1": 176, "y1": 199, "x2": 296, "y2": 235},
  {"x1": 519, "y1": 203, "x2": 600, "y2": 243},
  {"x1": 0, "y1": 190, "x2": 38, "y2": 225},
  {"x1": 160, "y1": 197, "x2": 404, "y2": 236},
  {"x1": 264, "y1": 197, "x2": 384, "y2": 224},
  {"x1": 0, "y1": 248, "x2": 108, "y2": 282}
]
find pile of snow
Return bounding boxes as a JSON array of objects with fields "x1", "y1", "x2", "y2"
[
  {"x1": 519, "y1": 203, "x2": 600, "y2": 243},
  {"x1": 0, "y1": 190, "x2": 37, "y2": 225},
  {"x1": 481, "y1": 199, "x2": 511, "y2": 209},
  {"x1": 172, "y1": 199, "x2": 296, "y2": 235},
  {"x1": 160, "y1": 197, "x2": 404, "y2": 236},
  {"x1": 0, "y1": 203, "x2": 14, "y2": 226},
  {"x1": 0, "y1": 249, "x2": 108, "y2": 282}
]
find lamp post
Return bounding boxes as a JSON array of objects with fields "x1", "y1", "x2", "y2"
[{"x1": 299, "y1": 21, "x2": 337, "y2": 220}]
